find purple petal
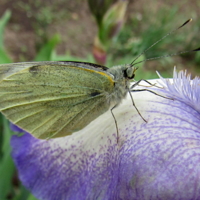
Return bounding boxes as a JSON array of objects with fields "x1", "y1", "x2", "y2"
[
  {"x1": 11, "y1": 133, "x2": 120, "y2": 199},
  {"x1": 156, "y1": 67, "x2": 200, "y2": 113}
]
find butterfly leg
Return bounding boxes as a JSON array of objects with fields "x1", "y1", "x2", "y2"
[
  {"x1": 111, "y1": 104, "x2": 120, "y2": 143},
  {"x1": 130, "y1": 79, "x2": 157, "y2": 89},
  {"x1": 128, "y1": 90, "x2": 147, "y2": 123},
  {"x1": 131, "y1": 79, "x2": 173, "y2": 100},
  {"x1": 131, "y1": 88, "x2": 173, "y2": 100}
]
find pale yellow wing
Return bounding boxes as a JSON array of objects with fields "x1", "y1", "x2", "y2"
[{"x1": 0, "y1": 62, "x2": 114, "y2": 139}]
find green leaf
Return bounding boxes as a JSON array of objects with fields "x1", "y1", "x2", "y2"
[
  {"x1": 0, "y1": 48, "x2": 12, "y2": 64},
  {"x1": 34, "y1": 34, "x2": 60, "y2": 61},
  {"x1": 12, "y1": 184, "x2": 31, "y2": 200},
  {"x1": 1, "y1": 116, "x2": 12, "y2": 154},
  {"x1": 51, "y1": 50, "x2": 91, "y2": 62},
  {"x1": 27, "y1": 194, "x2": 39, "y2": 200},
  {"x1": 0, "y1": 117, "x2": 15, "y2": 199},
  {"x1": 0, "y1": 10, "x2": 11, "y2": 48},
  {"x1": 0, "y1": 114, "x2": 3, "y2": 160},
  {"x1": 0, "y1": 153, "x2": 15, "y2": 199}
]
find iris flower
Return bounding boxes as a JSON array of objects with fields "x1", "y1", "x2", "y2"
[{"x1": 11, "y1": 68, "x2": 200, "y2": 200}]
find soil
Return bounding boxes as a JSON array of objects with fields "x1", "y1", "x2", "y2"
[{"x1": 1, "y1": 0, "x2": 97, "y2": 61}]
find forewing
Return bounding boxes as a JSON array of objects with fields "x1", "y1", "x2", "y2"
[{"x1": 0, "y1": 62, "x2": 114, "y2": 139}]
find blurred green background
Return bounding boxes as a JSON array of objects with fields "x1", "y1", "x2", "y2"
[{"x1": 0, "y1": 0, "x2": 200, "y2": 199}]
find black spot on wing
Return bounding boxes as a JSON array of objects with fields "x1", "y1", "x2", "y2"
[
  {"x1": 29, "y1": 65, "x2": 40, "y2": 75},
  {"x1": 90, "y1": 91, "x2": 101, "y2": 97}
]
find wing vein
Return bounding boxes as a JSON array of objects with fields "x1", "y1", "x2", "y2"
[
  {"x1": 1, "y1": 93, "x2": 104, "y2": 111},
  {"x1": 13, "y1": 109, "x2": 46, "y2": 124}
]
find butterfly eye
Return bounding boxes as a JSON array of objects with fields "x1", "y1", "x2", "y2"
[{"x1": 125, "y1": 67, "x2": 135, "y2": 79}]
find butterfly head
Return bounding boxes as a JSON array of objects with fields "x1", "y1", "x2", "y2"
[{"x1": 124, "y1": 64, "x2": 139, "y2": 80}]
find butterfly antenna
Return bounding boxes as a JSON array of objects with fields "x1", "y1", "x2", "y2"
[
  {"x1": 130, "y1": 18, "x2": 193, "y2": 66},
  {"x1": 132, "y1": 47, "x2": 200, "y2": 65}
]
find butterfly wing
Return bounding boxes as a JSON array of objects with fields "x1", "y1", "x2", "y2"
[{"x1": 0, "y1": 61, "x2": 114, "y2": 139}]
